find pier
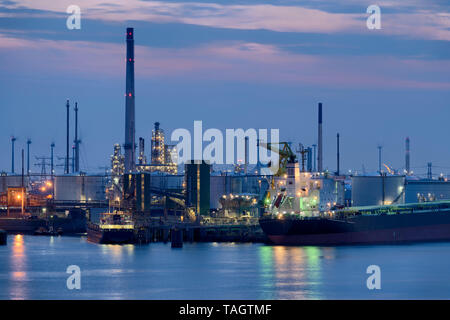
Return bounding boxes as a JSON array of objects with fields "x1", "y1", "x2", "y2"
[
  {"x1": 0, "y1": 230, "x2": 6, "y2": 245},
  {"x1": 133, "y1": 219, "x2": 267, "y2": 245}
]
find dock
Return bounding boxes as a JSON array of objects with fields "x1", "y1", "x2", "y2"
[
  {"x1": 134, "y1": 219, "x2": 267, "y2": 245},
  {"x1": 0, "y1": 230, "x2": 6, "y2": 245}
]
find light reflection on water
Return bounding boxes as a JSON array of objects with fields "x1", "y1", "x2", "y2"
[
  {"x1": 1, "y1": 235, "x2": 450, "y2": 299},
  {"x1": 10, "y1": 234, "x2": 28, "y2": 300},
  {"x1": 258, "y1": 246, "x2": 331, "y2": 299}
]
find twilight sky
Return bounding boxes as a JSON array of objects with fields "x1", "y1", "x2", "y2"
[{"x1": 0, "y1": 0, "x2": 449, "y2": 176}]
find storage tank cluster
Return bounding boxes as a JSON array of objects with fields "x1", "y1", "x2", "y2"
[
  {"x1": 0, "y1": 175, "x2": 30, "y2": 194},
  {"x1": 351, "y1": 175, "x2": 405, "y2": 207},
  {"x1": 53, "y1": 175, "x2": 107, "y2": 202}
]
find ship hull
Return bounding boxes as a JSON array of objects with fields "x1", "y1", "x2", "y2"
[
  {"x1": 87, "y1": 226, "x2": 135, "y2": 244},
  {"x1": 0, "y1": 218, "x2": 46, "y2": 234},
  {"x1": 260, "y1": 209, "x2": 450, "y2": 246}
]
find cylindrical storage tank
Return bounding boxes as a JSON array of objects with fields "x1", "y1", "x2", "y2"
[
  {"x1": 0, "y1": 175, "x2": 30, "y2": 193},
  {"x1": 210, "y1": 176, "x2": 226, "y2": 210},
  {"x1": 54, "y1": 175, "x2": 106, "y2": 201},
  {"x1": 351, "y1": 175, "x2": 405, "y2": 207},
  {"x1": 405, "y1": 180, "x2": 450, "y2": 203}
]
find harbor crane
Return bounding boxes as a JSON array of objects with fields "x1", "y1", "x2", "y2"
[{"x1": 259, "y1": 142, "x2": 297, "y2": 177}]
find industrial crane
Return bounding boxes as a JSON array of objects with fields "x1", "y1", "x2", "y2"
[{"x1": 259, "y1": 142, "x2": 297, "y2": 176}]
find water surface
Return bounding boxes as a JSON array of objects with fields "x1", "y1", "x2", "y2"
[{"x1": 1, "y1": 235, "x2": 449, "y2": 299}]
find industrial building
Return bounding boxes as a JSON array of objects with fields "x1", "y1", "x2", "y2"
[
  {"x1": 405, "y1": 179, "x2": 450, "y2": 203},
  {"x1": 351, "y1": 175, "x2": 405, "y2": 207},
  {"x1": 185, "y1": 161, "x2": 210, "y2": 216},
  {"x1": 0, "y1": 174, "x2": 30, "y2": 194},
  {"x1": 53, "y1": 175, "x2": 107, "y2": 202}
]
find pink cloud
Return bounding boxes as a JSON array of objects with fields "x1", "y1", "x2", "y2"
[
  {"x1": 0, "y1": 35, "x2": 448, "y2": 90},
  {"x1": 4, "y1": 0, "x2": 450, "y2": 40}
]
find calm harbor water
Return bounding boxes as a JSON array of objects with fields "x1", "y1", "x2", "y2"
[{"x1": 1, "y1": 234, "x2": 449, "y2": 300}]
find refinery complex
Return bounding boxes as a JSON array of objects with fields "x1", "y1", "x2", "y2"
[{"x1": 1, "y1": 27, "x2": 450, "y2": 246}]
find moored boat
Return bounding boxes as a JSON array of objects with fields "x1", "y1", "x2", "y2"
[
  {"x1": 87, "y1": 211, "x2": 135, "y2": 244},
  {"x1": 260, "y1": 201, "x2": 450, "y2": 245}
]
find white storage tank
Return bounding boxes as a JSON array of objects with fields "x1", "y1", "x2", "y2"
[
  {"x1": 0, "y1": 175, "x2": 30, "y2": 193},
  {"x1": 54, "y1": 175, "x2": 107, "y2": 201},
  {"x1": 405, "y1": 179, "x2": 450, "y2": 203},
  {"x1": 351, "y1": 175, "x2": 405, "y2": 207}
]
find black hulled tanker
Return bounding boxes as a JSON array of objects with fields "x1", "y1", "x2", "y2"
[{"x1": 259, "y1": 201, "x2": 450, "y2": 245}]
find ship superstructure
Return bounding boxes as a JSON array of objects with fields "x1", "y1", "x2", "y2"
[{"x1": 265, "y1": 162, "x2": 344, "y2": 218}]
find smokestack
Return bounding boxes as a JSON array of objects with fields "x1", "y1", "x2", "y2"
[
  {"x1": 336, "y1": 133, "x2": 340, "y2": 176},
  {"x1": 317, "y1": 103, "x2": 323, "y2": 172},
  {"x1": 21, "y1": 148, "x2": 24, "y2": 215},
  {"x1": 72, "y1": 145, "x2": 75, "y2": 173},
  {"x1": 427, "y1": 162, "x2": 432, "y2": 180},
  {"x1": 11, "y1": 136, "x2": 16, "y2": 174},
  {"x1": 26, "y1": 139, "x2": 31, "y2": 175},
  {"x1": 244, "y1": 136, "x2": 249, "y2": 174},
  {"x1": 378, "y1": 145, "x2": 382, "y2": 174},
  {"x1": 66, "y1": 99, "x2": 70, "y2": 174},
  {"x1": 21, "y1": 149, "x2": 24, "y2": 187},
  {"x1": 405, "y1": 137, "x2": 410, "y2": 175},
  {"x1": 74, "y1": 102, "x2": 80, "y2": 172},
  {"x1": 312, "y1": 144, "x2": 316, "y2": 172},
  {"x1": 124, "y1": 27, "x2": 136, "y2": 173},
  {"x1": 51, "y1": 143, "x2": 55, "y2": 176}
]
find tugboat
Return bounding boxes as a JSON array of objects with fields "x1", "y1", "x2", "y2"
[
  {"x1": 34, "y1": 226, "x2": 63, "y2": 236},
  {"x1": 87, "y1": 211, "x2": 135, "y2": 244}
]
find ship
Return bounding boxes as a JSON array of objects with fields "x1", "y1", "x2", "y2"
[
  {"x1": 258, "y1": 159, "x2": 450, "y2": 245},
  {"x1": 0, "y1": 216, "x2": 46, "y2": 234},
  {"x1": 260, "y1": 201, "x2": 450, "y2": 245},
  {"x1": 0, "y1": 209, "x2": 86, "y2": 235},
  {"x1": 87, "y1": 211, "x2": 135, "y2": 244}
]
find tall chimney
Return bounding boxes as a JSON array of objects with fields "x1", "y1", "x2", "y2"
[
  {"x1": 336, "y1": 133, "x2": 340, "y2": 176},
  {"x1": 11, "y1": 136, "x2": 16, "y2": 174},
  {"x1": 244, "y1": 136, "x2": 249, "y2": 174},
  {"x1": 377, "y1": 145, "x2": 382, "y2": 174},
  {"x1": 26, "y1": 139, "x2": 31, "y2": 175},
  {"x1": 51, "y1": 143, "x2": 55, "y2": 176},
  {"x1": 74, "y1": 102, "x2": 80, "y2": 172},
  {"x1": 317, "y1": 103, "x2": 323, "y2": 172},
  {"x1": 405, "y1": 137, "x2": 410, "y2": 175},
  {"x1": 312, "y1": 144, "x2": 316, "y2": 172},
  {"x1": 21, "y1": 149, "x2": 24, "y2": 187},
  {"x1": 124, "y1": 27, "x2": 136, "y2": 173},
  {"x1": 427, "y1": 162, "x2": 432, "y2": 180},
  {"x1": 72, "y1": 145, "x2": 75, "y2": 173},
  {"x1": 21, "y1": 149, "x2": 24, "y2": 215},
  {"x1": 66, "y1": 99, "x2": 70, "y2": 174}
]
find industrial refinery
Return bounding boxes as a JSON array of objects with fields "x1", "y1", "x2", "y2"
[
  {"x1": 1, "y1": 0, "x2": 450, "y2": 303},
  {"x1": 0, "y1": 27, "x2": 449, "y2": 247}
]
